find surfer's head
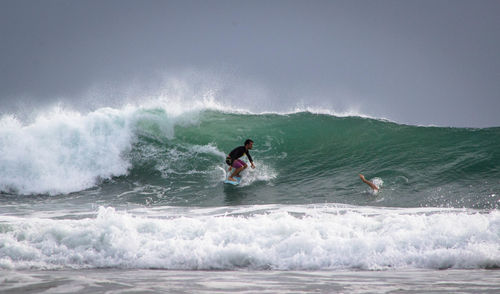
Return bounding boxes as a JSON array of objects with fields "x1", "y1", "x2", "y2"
[{"x1": 244, "y1": 139, "x2": 254, "y2": 149}]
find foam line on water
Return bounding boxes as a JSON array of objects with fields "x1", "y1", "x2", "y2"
[{"x1": 1, "y1": 206, "x2": 498, "y2": 270}]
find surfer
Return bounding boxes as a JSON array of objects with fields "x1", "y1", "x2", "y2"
[
  {"x1": 359, "y1": 174, "x2": 379, "y2": 191},
  {"x1": 226, "y1": 139, "x2": 256, "y2": 181}
]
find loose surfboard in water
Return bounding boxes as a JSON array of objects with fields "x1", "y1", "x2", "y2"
[{"x1": 224, "y1": 176, "x2": 241, "y2": 185}]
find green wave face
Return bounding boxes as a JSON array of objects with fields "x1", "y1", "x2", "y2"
[{"x1": 121, "y1": 109, "x2": 500, "y2": 209}]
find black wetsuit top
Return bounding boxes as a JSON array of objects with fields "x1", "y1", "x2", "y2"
[{"x1": 226, "y1": 146, "x2": 253, "y2": 165}]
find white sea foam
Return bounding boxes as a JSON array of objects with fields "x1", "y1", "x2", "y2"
[
  {"x1": 0, "y1": 205, "x2": 498, "y2": 270},
  {"x1": 239, "y1": 161, "x2": 278, "y2": 186},
  {"x1": 0, "y1": 107, "x2": 135, "y2": 195}
]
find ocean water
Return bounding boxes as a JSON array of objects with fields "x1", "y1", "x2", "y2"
[{"x1": 1, "y1": 101, "x2": 499, "y2": 293}]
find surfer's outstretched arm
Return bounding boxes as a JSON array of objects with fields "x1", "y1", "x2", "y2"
[{"x1": 359, "y1": 174, "x2": 379, "y2": 191}]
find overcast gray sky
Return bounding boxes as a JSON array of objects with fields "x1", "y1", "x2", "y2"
[{"x1": 1, "y1": 0, "x2": 499, "y2": 127}]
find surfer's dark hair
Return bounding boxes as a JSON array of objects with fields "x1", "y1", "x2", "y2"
[{"x1": 244, "y1": 139, "x2": 253, "y2": 145}]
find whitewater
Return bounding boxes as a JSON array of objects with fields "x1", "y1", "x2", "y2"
[{"x1": 1, "y1": 99, "x2": 499, "y2": 293}]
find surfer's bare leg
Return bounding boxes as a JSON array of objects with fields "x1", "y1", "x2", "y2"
[
  {"x1": 359, "y1": 174, "x2": 379, "y2": 191},
  {"x1": 229, "y1": 165, "x2": 247, "y2": 181}
]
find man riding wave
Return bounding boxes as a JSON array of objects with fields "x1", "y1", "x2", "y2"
[{"x1": 225, "y1": 139, "x2": 255, "y2": 181}]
